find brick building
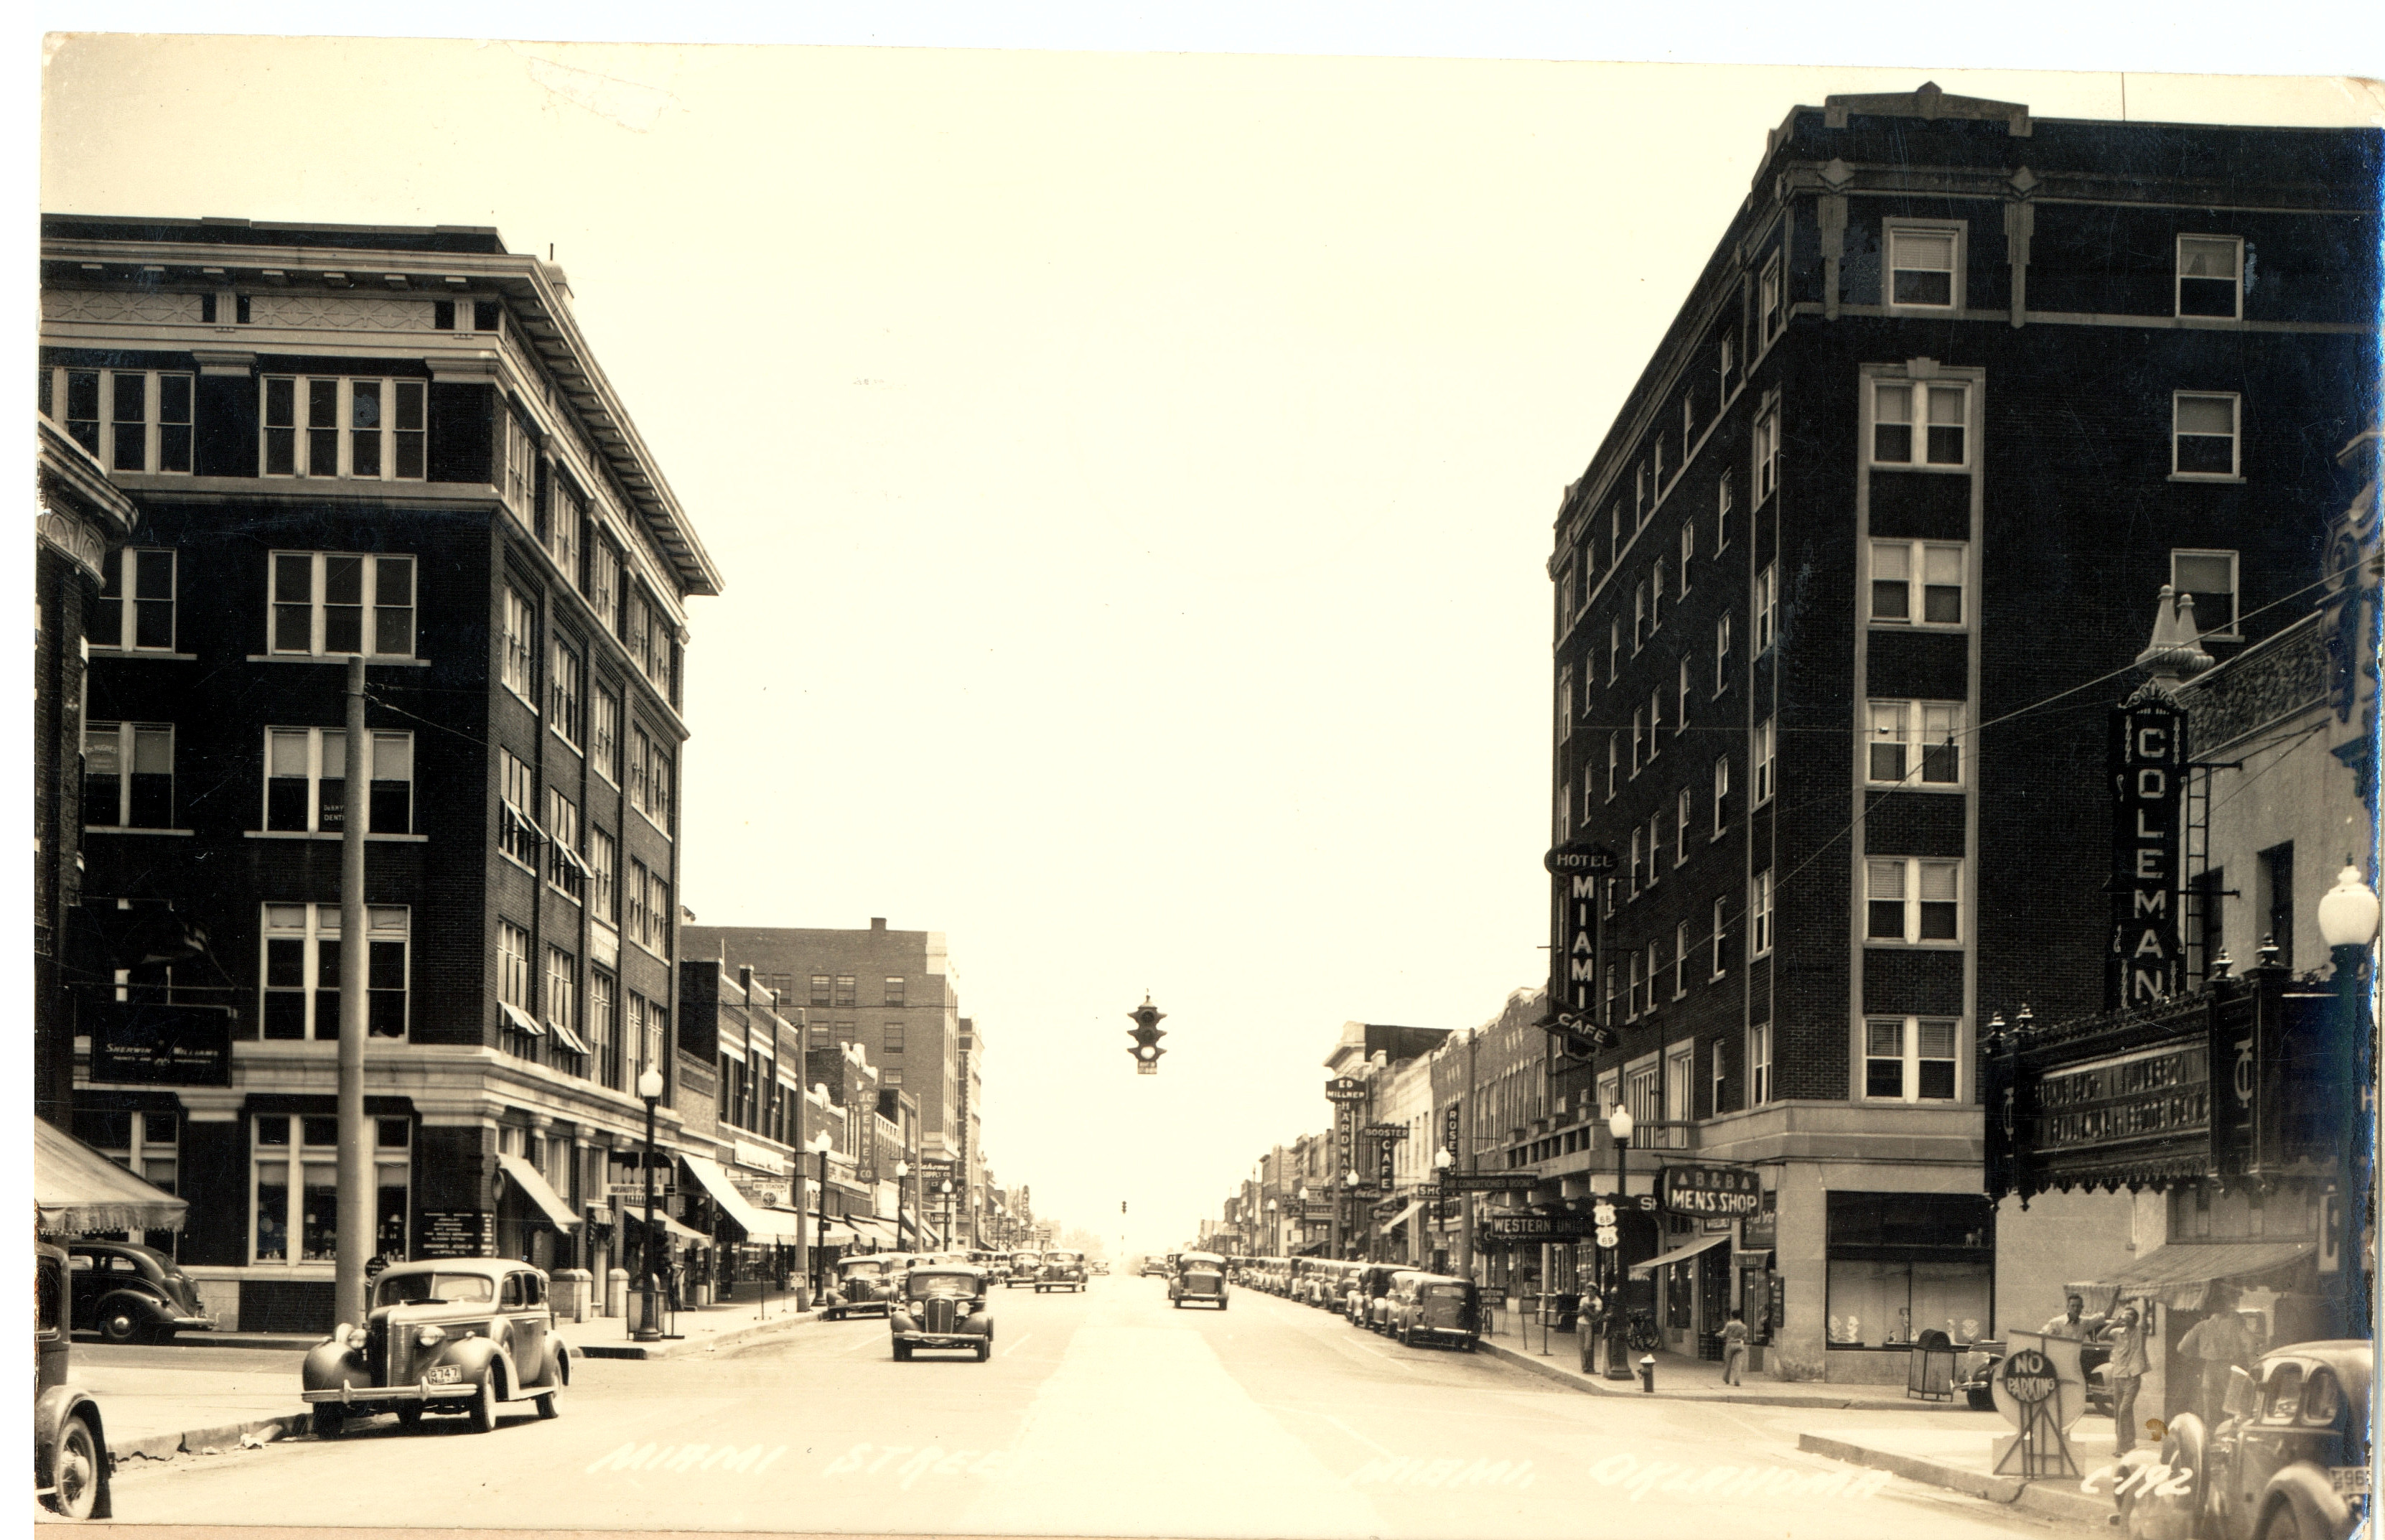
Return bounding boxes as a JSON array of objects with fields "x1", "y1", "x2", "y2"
[
  {"x1": 681, "y1": 919, "x2": 969, "y2": 1174},
  {"x1": 1534, "y1": 90, "x2": 2380, "y2": 1379},
  {"x1": 43, "y1": 214, "x2": 719, "y2": 1330}
]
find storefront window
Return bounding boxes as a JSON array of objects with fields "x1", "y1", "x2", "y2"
[
  {"x1": 252, "y1": 1112, "x2": 413, "y2": 1264},
  {"x1": 1825, "y1": 1191, "x2": 1994, "y2": 1348}
]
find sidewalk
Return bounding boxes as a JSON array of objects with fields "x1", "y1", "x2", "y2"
[
  {"x1": 1798, "y1": 1420, "x2": 2123, "y2": 1529},
  {"x1": 90, "y1": 1295, "x2": 823, "y2": 1470},
  {"x1": 1476, "y1": 1313, "x2": 1982, "y2": 1413}
]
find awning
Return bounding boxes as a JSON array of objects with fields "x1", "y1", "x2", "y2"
[
  {"x1": 681, "y1": 1154, "x2": 800, "y2": 1243},
  {"x1": 1378, "y1": 1200, "x2": 1424, "y2": 1232},
  {"x1": 500, "y1": 1002, "x2": 544, "y2": 1037},
  {"x1": 658, "y1": 1213, "x2": 711, "y2": 1245},
  {"x1": 1629, "y1": 1232, "x2": 1730, "y2": 1279},
  {"x1": 814, "y1": 1219, "x2": 868, "y2": 1248},
  {"x1": 898, "y1": 1213, "x2": 929, "y2": 1244},
  {"x1": 2070, "y1": 1240, "x2": 2317, "y2": 1313},
  {"x1": 36, "y1": 1119, "x2": 188, "y2": 1236},
  {"x1": 550, "y1": 1019, "x2": 590, "y2": 1055},
  {"x1": 495, "y1": 1153, "x2": 582, "y2": 1233}
]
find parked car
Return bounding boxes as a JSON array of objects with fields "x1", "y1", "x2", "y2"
[
  {"x1": 1170, "y1": 1251, "x2": 1229, "y2": 1310},
  {"x1": 826, "y1": 1256, "x2": 902, "y2": 1320},
  {"x1": 67, "y1": 1241, "x2": 214, "y2": 1344},
  {"x1": 299, "y1": 1258, "x2": 569, "y2": 1437},
  {"x1": 2141, "y1": 1340, "x2": 2372, "y2": 1540},
  {"x1": 1366, "y1": 1269, "x2": 1423, "y2": 1333},
  {"x1": 1140, "y1": 1257, "x2": 1170, "y2": 1278},
  {"x1": 1347, "y1": 1264, "x2": 1401, "y2": 1327},
  {"x1": 890, "y1": 1264, "x2": 994, "y2": 1361},
  {"x1": 1006, "y1": 1250, "x2": 1042, "y2": 1288},
  {"x1": 35, "y1": 1242, "x2": 111, "y2": 1519},
  {"x1": 1038, "y1": 1250, "x2": 1088, "y2": 1293},
  {"x1": 1383, "y1": 1274, "x2": 1481, "y2": 1350}
]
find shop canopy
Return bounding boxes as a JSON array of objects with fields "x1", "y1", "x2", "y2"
[
  {"x1": 2069, "y1": 1239, "x2": 2316, "y2": 1313},
  {"x1": 1377, "y1": 1199, "x2": 1424, "y2": 1233},
  {"x1": 657, "y1": 1212, "x2": 711, "y2": 1245},
  {"x1": 1629, "y1": 1232, "x2": 1730, "y2": 1279},
  {"x1": 495, "y1": 1153, "x2": 582, "y2": 1233},
  {"x1": 681, "y1": 1154, "x2": 801, "y2": 1243},
  {"x1": 36, "y1": 1119, "x2": 187, "y2": 1236},
  {"x1": 897, "y1": 1213, "x2": 930, "y2": 1244}
]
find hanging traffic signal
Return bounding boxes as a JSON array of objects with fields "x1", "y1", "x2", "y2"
[{"x1": 1127, "y1": 995, "x2": 1167, "y2": 1074}]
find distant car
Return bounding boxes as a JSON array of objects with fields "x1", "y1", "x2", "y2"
[
  {"x1": 1170, "y1": 1251, "x2": 1229, "y2": 1310},
  {"x1": 826, "y1": 1256, "x2": 901, "y2": 1320},
  {"x1": 35, "y1": 1242, "x2": 111, "y2": 1519},
  {"x1": 1037, "y1": 1250, "x2": 1087, "y2": 1293},
  {"x1": 1006, "y1": 1250, "x2": 1042, "y2": 1289},
  {"x1": 1383, "y1": 1274, "x2": 1480, "y2": 1350},
  {"x1": 1091, "y1": 1260, "x2": 1109, "y2": 1276},
  {"x1": 1141, "y1": 1259, "x2": 1170, "y2": 1278},
  {"x1": 2141, "y1": 1340, "x2": 2371, "y2": 1540},
  {"x1": 299, "y1": 1259, "x2": 569, "y2": 1437},
  {"x1": 891, "y1": 1264, "x2": 994, "y2": 1361},
  {"x1": 67, "y1": 1241, "x2": 213, "y2": 1344}
]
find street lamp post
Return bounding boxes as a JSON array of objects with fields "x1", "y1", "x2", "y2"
[
  {"x1": 808, "y1": 1131, "x2": 834, "y2": 1304},
  {"x1": 939, "y1": 1179, "x2": 954, "y2": 1251},
  {"x1": 2318, "y1": 864, "x2": 2379, "y2": 1340},
  {"x1": 1605, "y1": 1105, "x2": 1634, "y2": 1379},
  {"x1": 634, "y1": 1066, "x2": 666, "y2": 1343},
  {"x1": 895, "y1": 1159, "x2": 910, "y2": 1254},
  {"x1": 1433, "y1": 1147, "x2": 1454, "y2": 1273},
  {"x1": 1343, "y1": 1170, "x2": 1365, "y2": 1261}
]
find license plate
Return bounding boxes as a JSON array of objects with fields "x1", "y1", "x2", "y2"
[
  {"x1": 2330, "y1": 1467, "x2": 2370, "y2": 1496},
  {"x1": 425, "y1": 1366, "x2": 463, "y2": 1385}
]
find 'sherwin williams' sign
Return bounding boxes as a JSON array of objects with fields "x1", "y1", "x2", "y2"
[{"x1": 2109, "y1": 688, "x2": 2188, "y2": 1008}]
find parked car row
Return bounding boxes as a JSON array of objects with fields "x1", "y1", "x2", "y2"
[{"x1": 1231, "y1": 1256, "x2": 1481, "y2": 1350}]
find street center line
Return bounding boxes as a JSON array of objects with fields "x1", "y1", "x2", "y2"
[{"x1": 1001, "y1": 1333, "x2": 1035, "y2": 1358}]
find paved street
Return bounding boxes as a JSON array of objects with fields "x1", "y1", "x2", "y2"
[{"x1": 108, "y1": 1277, "x2": 2059, "y2": 1537}]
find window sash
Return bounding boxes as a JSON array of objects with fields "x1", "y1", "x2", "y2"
[
  {"x1": 267, "y1": 551, "x2": 416, "y2": 658},
  {"x1": 84, "y1": 720, "x2": 174, "y2": 829},
  {"x1": 259, "y1": 375, "x2": 425, "y2": 480},
  {"x1": 95, "y1": 547, "x2": 178, "y2": 652},
  {"x1": 259, "y1": 902, "x2": 409, "y2": 1042},
  {"x1": 1869, "y1": 541, "x2": 1966, "y2": 628},
  {"x1": 263, "y1": 727, "x2": 413, "y2": 833},
  {"x1": 1867, "y1": 857, "x2": 1963, "y2": 943},
  {"x1": 48, "y1": 368, "x2": 195, "y2": 475},
  {"x1": 2171, "y1": 549, "x2": 2239, "y2": 636},
  {"x1": 1750, "y1": 870, "x2": 1774, "y2": 956},
  {"x1": 1887, "y1": 229, "x2": 1957, "y2": 308},
  {"x1": 2174, "y1": 393, "x2": 2241, "y2": 476},
  {"x1": 1864, "y1": 1016, "x2": 1961, "y2": 1101},
  {"x1": 2176, "y1": 235, "x2": 2243, "y2": 319}
]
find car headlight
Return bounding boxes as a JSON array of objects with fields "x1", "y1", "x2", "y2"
[{"x1": 415, "y1": 1325, "x2": 446, "y2": 1348}]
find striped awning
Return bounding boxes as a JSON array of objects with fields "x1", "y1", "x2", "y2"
[
  {"x1": 2071, "y1": 1240, "x2": 2316, "y2": 1312},
  {"x1": 35, "y1": 1120, "x2": 187, "y2": 1236}
]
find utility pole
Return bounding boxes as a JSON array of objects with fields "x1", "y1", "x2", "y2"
[{"x1": 334, "y1": 656, "x2": 371, "y2": 1328}]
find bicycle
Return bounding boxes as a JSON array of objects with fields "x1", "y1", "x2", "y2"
[{"x1": 1625, "y1": 1310, "x2": 1663, "y2": 1353}]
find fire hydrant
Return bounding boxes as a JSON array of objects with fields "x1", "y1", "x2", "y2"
[{"x1": 1638, "y1": 1353, "x2": 1656, "y2": 1394}]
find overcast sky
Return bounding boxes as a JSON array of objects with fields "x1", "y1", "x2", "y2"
[{"x1": 31, "y1": 18, "x2": 2381, "y2": 1255}]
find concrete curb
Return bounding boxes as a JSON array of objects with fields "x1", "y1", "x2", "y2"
[
  {"x1": 113, "y1": 1412, "x2": 312, "y2": 1467},
  {"x1": 575, "y1": 1307, "x2": 821, "y2": 1360},
  {"x1": 1797, "y1": 1432, "x2": 2115, "y2": 1527},
  {"x1": 1478, "y1": 1337, "x2": 1979, "y2": 1413}
]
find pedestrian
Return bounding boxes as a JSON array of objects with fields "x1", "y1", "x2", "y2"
[
  {"x1": 2041, "y1": 1292, "x2": 2106, "y2": 1341},
  {"x1": 1721, "y1": 1310, "x2": 1750, "y2": 1385},
  {"x1": 2104, "y1": 1302, "x2": 2152, "y2": 1454},
  {"x1": 1577, "y1": 1286, "x2": 1603, "y2": 1373},
  {"x1": 2174, "y1": 1287, "x2": 2254, "y2": 1426}
]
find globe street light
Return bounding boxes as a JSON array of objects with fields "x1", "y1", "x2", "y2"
[
  {"x1": 635, "y1": 1065, "x2": 666, "y2": 1343},
  {"x1": 1605, "y1": 1104, "x2": 1635, "y2": 1379},
  {"x1": 895, "y1": 1160, "x2": 910, "y2": 1254},
  {"x1": 807, "y1": 1131, "x2": 834, "y2": 1303},
  {"x1": 2318, "y1": 864, "x2": 2379, "y2": 1338},
  {"x1": 939, "y1": 1178, "x2": 954, "y2": 1251}
]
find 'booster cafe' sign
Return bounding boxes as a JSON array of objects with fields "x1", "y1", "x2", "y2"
[{"x1": 2109, "y1": 692, "x2": 2188, "y2": 1008}]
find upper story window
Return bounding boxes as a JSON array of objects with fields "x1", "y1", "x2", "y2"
[
  {"x1": 543, "y1": 480, "x2": 583, "y2": 582},
  {"x1": 261, "y1": 902, "x2": 409, "y2": 1040},
  {"x1": 1886, "y1": 226, "x2": 1960, "y2": 309},
  {"x1": 431, "y1": 299, "x2": 503, "y2": 332},
  {"x1": 589, "y1": 825, "x2": 618, "y2": 923},
  {"x1": 1556, "y1": 665, "x2": 1574, "y2": 743},
  {"x1": 587, "y1": 536, "x2": 621, "y2": 627},
  {"x1": 1606, "y1": 732, "x2": 1620, "y2": 801},
  {"x1": 885, "y1": 976, "x2": 905, "y2": 1008},
  {"x1": 1718, "y1": 336, "x2": 1735, "y2": 403},
  {"x1": 500, "y1": 587, "x2": 537, "y2": 701},
  {"x1": 625, "y1": 584, "x2": 677, "y2": 702},
  {"x1": 1757, "y1": 253, "x2": 1783, "y2": 344},
  {"x1": 1634, "y1": 462, "x2": 1648, "y2": 525},
  {"x1": 1715, "y1": 471, "x2": 1734, "y2": 551},
  {"x1": 1872, "y1": 381, "x2": 1968, "y2": 467},
  {"x1": 1866, "y1": 701, "x2": 1963, "y2": 788},
  {"x1": 499, "y1": 750, "x2": 538, "y2": 868},
  {"x1": 2171, "y1": 549, "x2": 2239, "y2": 639},
  {"x1": 1678, "y1": 523, "x2": 1694, "y2": 594},
  {"x1": 630, "y1": 724, "x2": 673, "y2": 834},
  {"x1": 1864, "y1": 1017, "x2": 1959, "y2": 1101},
  {"x1": 1714, "y1": 612, "x2": 1733, "y2": 696},
  {"x1": 1870, "y1": 541, "x2": 1966, "y2": 628},
  {"x1": 833, "y1": 974, "x2": 857, "y2": 1008},
  {"x1": 95, "y1": 548, "x2": 177, "y2": 652},
  {"x1": 1752, "y1": 717, "x2": 1776, "y2": 806},
  {"x1": 47, "y1": 368, "x2": 194, "y2": 474},
  {"x1": 1557, "y1": 566, "x2": 1575, "y2": 625},
  {"x1": 269, "y1": 552, "x2": 416, "y2": 658},
  {"x1": 1608, "y1": 619, "x2": 1622, "y2": 682},
  {"x1": 545, "y1": 788, "x2": 587, "y2": 903},
  {"x1": 1712, "y1": 754, "x2": 1731, "y2": 835},
  {"x1": 2174, "y1": 393, "x2": 2241, "y2": 479},
  {"x1": 1750, "y1": 870, "x2": 1775, "y2": 958},
  {"x1": 1651, "y1": 559, "x2": 1666, "y2": 630},
  {"x1": 809, "y1": 975, "x2": 832, "y2": 1007},
  {"x1": 549, "y1": 636, "x2": 584, "y2": 747},
  {"x1": 1633, "y1": 582, "x2": 1649, "y2": 651},
  {"x1": 1754, "y1": 563, "x2": 1779, "y2": 653},
  {"x1": 85, "y1": 721, "x2": 174, "y2": 829},
  {"x1": 262, "y1": 376, "x2": 424, "y2": 480},
  {"x1": 591, "y1": 685, "x2": 622, "y2": 784},
  {"x1": 265, "y1": 727, "x2": 412, "y2": 833},
  {"x1": 1867, "y1": 857, "x2": 1963, "y2": 943},
  {"x1": 1754, "y1": 407, "x2": 1780, "y2": 503},
  {"x1": 2177, "y1": 235, "x2": 2244, "y2": 319},
  {"x1": 499, "y1": 410, "x2": 535, "y2": 523}
]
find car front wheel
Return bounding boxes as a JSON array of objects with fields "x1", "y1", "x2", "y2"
[
  {"x1": 312, "y1": 1406, "x2": 347, "y2": 1440},
  {"x1": 2256, "y1": 1503, "x2": 2305, "y2": 1540},
  {"x1": 98, "y1": 1305, "x2": 143, "y2": 1345},
  {"x1": 50, "y1": 1414, "x2": 106, "y2": 1519},
  {"x1": 535, "y1": 1383, "x2": 561, "y2": 1419},
  {"x1": 894, "y1": 1342, "x2": 913, "y2": 1361},
  {"x1": 396, "y1": 1405, "x2": 425, "y2": 1432},
  {"x1": 470, "y1": 1369, "x2": 502, "y2": 1434}
]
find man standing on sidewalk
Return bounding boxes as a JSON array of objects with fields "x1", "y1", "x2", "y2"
[
  {"x1": 2103, "y1": 1303, "x2": 2152, "y2": 1452},
  {"x1": 2175, "y1": 1287, "x2": 2255, "y2": 1427},
  {"x1": 1720, "y1": 1310, "x2": 1750, "y2": 1385}
]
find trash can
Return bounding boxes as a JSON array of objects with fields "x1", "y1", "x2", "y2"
[{"x1": 1908, "y1": 1328, "x2": 1957, "y2": 1401}]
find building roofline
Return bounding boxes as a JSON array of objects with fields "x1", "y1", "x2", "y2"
[{"x1": 39, "y1": 213, "x2": 722, "y2": 599}]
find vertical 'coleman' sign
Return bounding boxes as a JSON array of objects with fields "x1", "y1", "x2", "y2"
[
  {"x1": 2109, "y1": 687, "x2": 2188, "y2": 1009},
  {"x1": 1544, "y1": 841, "x2": 1618, "y2": 1055}
]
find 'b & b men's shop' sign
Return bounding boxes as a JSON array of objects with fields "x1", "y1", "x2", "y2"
[{"x1": 1658, "y1": 1165, "x2": 1763, "y2": 1216}]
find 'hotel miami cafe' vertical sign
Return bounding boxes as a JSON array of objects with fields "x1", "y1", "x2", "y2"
[{"x1": 2109, "y1": 683, "x2": 2190, "y2": 1008}]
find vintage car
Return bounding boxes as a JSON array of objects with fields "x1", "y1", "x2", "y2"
[
  {"x1": 1383, "y1": 1274, "x2": 1481, "y2": 1350},
  {"x1": 826, "y1": 1256, "x2": 902, "y2": 1320},
  {"x1": 1365, "y1": 1269, "x2": 1424, "y2": 1333},
  {"x1": 36, "y1": 1242, "x2": 112, "y2": 1520},
  {"x1": 299, "y1": 1258, "x2": 569, "y2": 1436},
  {"x1": 1170, "y1": 1251, "x2": 1229, "y2": 1310},
  {"x1": 67, "y1": 1240, "x2": 215, "y2": 1344},
  {"x1": 890, "y1": 1264, "x2": 994, "y2": 1361},
  {"x1": 1005, "y1": 1250, "x2": 1042, "y2": 1288},
  {"x1": 1091, "y1": 1259, "x2": 1110, "y2": 1276},
  {"x1": 2134, "y1": 1341, "x2": 2373, "y2": 1540},
  {"x1": 1347, "y1": 1264, "x2": 1401, "y2": 1327},
  {"x1": 1038, "y1": 1249, "x2": 1088, "y2": 1293},
  {"x1": 1140, "y1": 1257, "x2": 1170, "y2": 1278}
]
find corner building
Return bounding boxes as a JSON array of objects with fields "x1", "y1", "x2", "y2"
[
  {"x1": 43, "y1": 215, "x2": 720, "y2": 1330},
  {"x1": 1537, "y1": 90, "x2": 2379, "y2": 1381}
]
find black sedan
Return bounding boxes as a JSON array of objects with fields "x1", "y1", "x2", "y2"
[{"x1": 67, "y1": 1241, "x2": 213, "y2": 1344}]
